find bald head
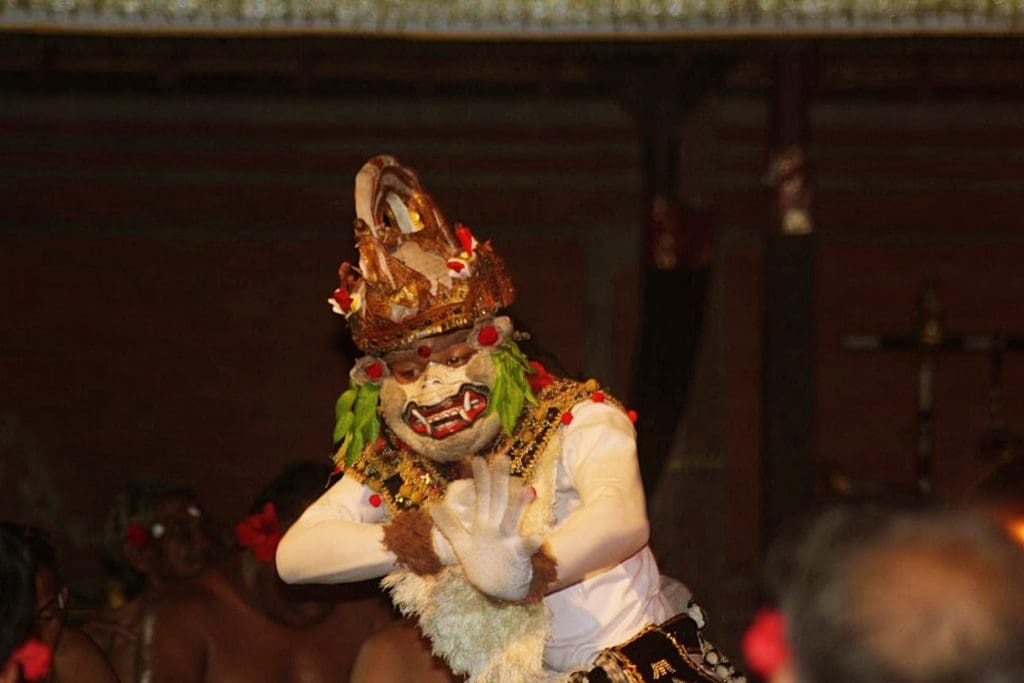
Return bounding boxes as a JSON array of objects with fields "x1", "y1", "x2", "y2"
[{"x1": 783, "y1": 508, "x2": 1024, "y2": 683}]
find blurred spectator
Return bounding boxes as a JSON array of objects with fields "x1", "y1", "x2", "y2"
[
  {"x1": 84, "y1": 482, "x2": 217, "y2": 682},
  {"x1": 968, "y1": 457, "x2": 1024, "y2": 546},
  {"x1": 1, "y1": 524, "x2": 117, "y2": 683},
  {"x1": 745, "y1": 506, "x2": 1024, "y2": 683},
  {"x1": 350, "y1": 619, "x2": 460, "y2": 683},
  {"x1": 1, "y1": 527, "x2": 51, "y2": 683},
  {"x1": 148, "y1": 462, "x2": 394, "y2": 683}
]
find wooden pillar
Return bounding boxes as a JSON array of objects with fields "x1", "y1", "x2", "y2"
[
  {"x1": 623, "y1": 58, "x2": 723, "y2": 500},
  {"x1": 602, "y1": 53, "x2": 734, "y2": 500},
  {"x1": 631, "y1": 61, "x2": 689, "y2": 500},
  {"x1": 761, "y1": 46, "x2": 816, "y2": 550},
  {"x1": 639, "y1": 62, "x2": 683, "y2": 202}
]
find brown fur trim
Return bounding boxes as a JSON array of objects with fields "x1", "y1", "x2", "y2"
[
  {"x1": 523, "y1": 543, "x2": 558, "y2": 603},
  {"x1": 455, "y1": 456, "x2": 476, "y2": 480},
  {"x1": 382, "y1": 509, "x2": 442, "y2": 575}
]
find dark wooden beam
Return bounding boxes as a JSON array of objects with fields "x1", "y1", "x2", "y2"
[
  {"x1": 760, "y1": 45, "x2": 816, "y2": 552},
  {"x1": 615, "y1": 56, "x2": 736, "y2": 500},
  {"x1": 2, "y1": 33, "x2": 1024, "y2": 100}
]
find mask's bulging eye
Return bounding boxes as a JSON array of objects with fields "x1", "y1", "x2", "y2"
[
  {"x1": 390, "y1": 363, "x2": 423, "y2": 384},
  {"x1": 446, "y1": 353, "x2": 471, "y2": 367},
  {"x1": 437, "y1": 342, "x2": 477, "y2": 370}
]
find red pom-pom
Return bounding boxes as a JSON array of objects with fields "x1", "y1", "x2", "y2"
[
  {"x1": 333, "y1": 287, "x2": 353, "y2": 311},
  {"x1": 368, "y1": 494, "x2": 382, "y2": 508},
  {"x1": 124, "y1": 523, "x2": 149, "y2": 549},
  {"x1": 447, "y1": 260, "x2": 465, "y2": 273},
  {"x1": 417, "y1": 345, "x2": 431, "y2": 359},
  {"x1": 560, "y1": 411, "x2": 574, "y2": 426},
  {"x1": 11, "y1": 639, "x2": 52, "y2": 682},
  {"x1": 627, "y1": 409, "x2": 638, "y2": 423},
  {"x1": 591, "y1": 391, "x2": 605, "y2": 403},
  {"x1": 743, "y1": 608, "x2": 790, "y2": 679},
  {"x1": 365, "y1": 362, "x2": 383, "y2": 380},
  {"x1": 477, "y1": 325, "x2": 500, "y2": 346}
]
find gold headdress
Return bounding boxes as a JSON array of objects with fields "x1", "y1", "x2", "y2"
[{"x1": 330, "y1": 156, "x2": 515, "y2": 355}]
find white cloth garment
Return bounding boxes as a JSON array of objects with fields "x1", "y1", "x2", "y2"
[{"x1": 277, "y1": 401, "x2": 670, "y2": 673}]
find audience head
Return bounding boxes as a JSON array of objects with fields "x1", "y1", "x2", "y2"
[
  {"x1": 235, "y1": 461, "x2": 333, "y2": 626},
  {"x1": 235, "y1": 461, "x2": 331, "y2": 572},
  {"x1": 969, "y1": 457, "x2": 1024, "y2": 547},
  {"x1": 0, "y1": 525, "x2": 65, "y2": 650},
  {"x1": 0, "y1": 527, "x2": 51, "y2": 683},
  {"x1": 754, "y1": 506, "x2": 1024, "y2": 683},
  {"x1": 103, "y1": 481, "x2": 215, "y2": 598},
  {"x1": 250, "y1": 461, "x2": 331, "y2": 530}
]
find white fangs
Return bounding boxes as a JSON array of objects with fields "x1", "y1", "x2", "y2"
[
  {"x1": 411, "y1": 408, "x2": 432, "y2": 435},
  {"x1": 432, "y1": 407, "x2": 463, "y2": 422},
  {"x1": 407, "y1": 388, "x2": 486, "y2": 437}
]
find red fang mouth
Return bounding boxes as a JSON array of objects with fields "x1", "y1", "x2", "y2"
[{"x1": 404, "y1": 384, "x2": 489, "y2": 439}]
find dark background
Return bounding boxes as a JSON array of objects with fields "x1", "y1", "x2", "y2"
[{"x1": 2, "y1": 34, "x2": 1024, "y2": 650}]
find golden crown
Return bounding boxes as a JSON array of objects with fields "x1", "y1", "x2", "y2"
[{"x1": 330, "y1": 156, "x2": 516, "y2": 355}]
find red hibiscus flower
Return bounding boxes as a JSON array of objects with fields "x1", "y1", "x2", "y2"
[
  {"x1": 235, "y1": 502, "x2": 284, "y2": 564},
  {"x1": 124, "y1": 523, "x2": 149, "y2": 549},
  {"x1": 527, "y1": 360, "x2": 553, "y2": 392},
  {"x1": 11, "y1": 638, "x2": 52, "y2": 681}
]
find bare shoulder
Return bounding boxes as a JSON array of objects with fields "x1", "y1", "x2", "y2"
[
  {"x1": 366, "y1": 619, "x2": 426, "y2": 649},
  {"x1": 298, "y1": 580, "x2": 393, "y2": 631},
  {"x1": 333, "y1": 589, "x2": 395, "y2": 626},
  {"x1": 82, "y1": 596, "x2": 144, "y2": 647},
  {"x1": 54, "y1": 627, "x2": 119, "y2": 683},
  {"x1": 151, "y1": 568, "x2": 228, "y2": 626},
  {"x1": 351, "y1": 620, "x2": 461, "y2": 683},
  {"x1": 147, "y1": 570, "x2": 229, "y2": 683}
]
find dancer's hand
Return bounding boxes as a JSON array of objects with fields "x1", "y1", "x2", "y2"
[
  {"x1": 429, "y1": 455, "x2": 538, "y2": 601},
  {"x1": 430, "y1": 479, "x2": 475, "y2": 566}
]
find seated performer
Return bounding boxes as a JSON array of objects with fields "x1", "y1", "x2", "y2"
[
  {"x1": 0, "y1": 527, "x2": 52, "y2": 683},
  {"x1": 2, "y1": 524, "x2": 117, "y2": 683},
  {"x1": 277, "y1": 155, "x2": 742, "y2": 682},
  {"x1": 147, "y1": 462, "x2": 394, "y2": 683},
  {"x1": 350, "y1": 618, "x2": 461, "y2": 683},
  {"x1": 84, "y1": 481, "x2": 216, "y2": 683}
]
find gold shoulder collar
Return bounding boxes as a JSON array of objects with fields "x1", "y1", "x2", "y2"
[
  {"x1": 507, "y1": 377, "x2": 622, "y2": 481},
  {"x1": 342, "y1": 436, "x2": 460, "y2": 515}
]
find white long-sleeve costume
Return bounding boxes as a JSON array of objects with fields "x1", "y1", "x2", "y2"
[
  {"x1": 278, "y1": 155, "x2": 740, "y2": 683},
  {"x1": 278, "y1": 396, "x2": 671, "y2": 678}
]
